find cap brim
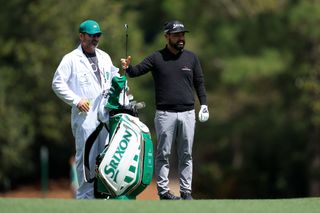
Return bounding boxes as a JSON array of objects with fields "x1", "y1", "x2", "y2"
[{"x1": 166, "y1": 30, "x2": 189, "y2": 34}]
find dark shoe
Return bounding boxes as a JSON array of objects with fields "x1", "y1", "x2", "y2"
[
  {"x1": 181, "y1": 192, "x2": 193, "y2": 200},
  {"x1": 159, "y1": 191, "x2": 181, "y2": 200}
]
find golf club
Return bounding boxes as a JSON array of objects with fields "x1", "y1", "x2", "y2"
[
  {"x1": 124, "y1": 24, "x2": 128, "y2": 60},
  {"x1": 123, "y1": 24, "x2": 128, "y2": 106}
]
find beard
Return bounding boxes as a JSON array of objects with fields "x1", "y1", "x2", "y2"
[
  {"x1": 84, "y1": 39, "x2": 99, "y2": 52},
  {"x1": 91, "y1": 39, "x2": 99, "y2": 47},
  {"x1": 170, "y1": 39, "x2": 185, "y2": 51}
]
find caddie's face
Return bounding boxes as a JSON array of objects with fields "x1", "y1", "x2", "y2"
[
  {"x1": 80, "y1": 33, "x2": 100, "y2": 53},
  {"x1": 166, "y1": 32, "x2": 185, "y2": 51}
]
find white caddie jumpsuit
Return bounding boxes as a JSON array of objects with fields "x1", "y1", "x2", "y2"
[{"x1": 52, "y1": 45, "x2": 119, "y2": 199}]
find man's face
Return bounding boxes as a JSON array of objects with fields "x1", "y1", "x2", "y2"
[
  {"x1": 167, "y1": 32, "x2": 185, "y2": 51},
  {"x1": 80, "y1": 33, "x2": 101, "y2": 52}
]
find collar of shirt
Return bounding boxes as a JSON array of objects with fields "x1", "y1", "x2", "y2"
[{"x1": 164, "y1": 45, "x2": 183, "y2": 57}]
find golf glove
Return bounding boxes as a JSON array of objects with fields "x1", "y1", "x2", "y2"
[{"x1": 198, "y1": 105, "x2": 209, "y2": 122}]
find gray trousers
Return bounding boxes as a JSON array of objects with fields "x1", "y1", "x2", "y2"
[{"x1": 154, "y1": 110, "x2": 195, "y2": 195}]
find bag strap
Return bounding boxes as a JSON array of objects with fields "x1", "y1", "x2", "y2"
[{"x1": 83, "y1": 122, "x2": 107, "y2": 183}]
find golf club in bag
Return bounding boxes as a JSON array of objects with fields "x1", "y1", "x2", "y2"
[{"x1": 83, "y1": 25, "x2": 154, "y2": 200}]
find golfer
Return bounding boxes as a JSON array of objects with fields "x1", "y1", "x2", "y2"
[
  {"x1": 121, "y1": 20, "x2": 209, "y2": 200},
  {"x1": 52, "y1": 20, "x2": 119, "y2": 199}
]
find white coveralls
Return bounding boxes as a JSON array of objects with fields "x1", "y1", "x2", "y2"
[{"x1": 52, "y1": 45, "x2": 119, "y2": 199}]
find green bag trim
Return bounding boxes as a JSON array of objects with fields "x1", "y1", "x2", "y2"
[{"x1": 105, "y1": 75, "x2": 127, "y2": 110}]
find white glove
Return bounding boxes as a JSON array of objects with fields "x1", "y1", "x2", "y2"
[{"x1": 198, "y1": 105, "x2": 209, "y2": 122}]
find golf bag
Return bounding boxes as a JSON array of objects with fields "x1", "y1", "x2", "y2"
[{"x1": 83, "y1": 75, "x2": 154, "y2": 199}]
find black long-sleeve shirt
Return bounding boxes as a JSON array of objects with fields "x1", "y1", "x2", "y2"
[{"x1": 126, "y1": 46, "x2": 207, "y2": 112}]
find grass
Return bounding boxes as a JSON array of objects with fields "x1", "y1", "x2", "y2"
[{"x1": 1, "y1": 197, "x2": 320, "y2": 213}]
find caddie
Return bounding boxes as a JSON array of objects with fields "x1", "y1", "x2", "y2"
[{"x1": 52, "y1": 19, "x2": 119, "y2": 199}]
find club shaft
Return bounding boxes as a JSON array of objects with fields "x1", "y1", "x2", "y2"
[
  {"x1": 123, "y1": 24, "x2": 128, "y2": 106},
  {"x1": 125, "y1": 24, "x2": 128, "y2": 58}
]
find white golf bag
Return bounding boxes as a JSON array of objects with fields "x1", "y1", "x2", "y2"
[{"x1": 83, "y1": 76, "x2": 153, "y2": 199}]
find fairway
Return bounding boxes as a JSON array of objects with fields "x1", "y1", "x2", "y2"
[{"x1": 1, "y1": 198, "x2": 320, "y2": 213}]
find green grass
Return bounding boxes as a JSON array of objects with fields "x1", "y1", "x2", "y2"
[{"x1": 1, "y1": 198, "x2": 320, "y2": 213}]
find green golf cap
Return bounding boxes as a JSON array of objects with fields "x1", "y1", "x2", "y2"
[{"x1": 79, "y1": 20, "x2": 101, "y2": 34}]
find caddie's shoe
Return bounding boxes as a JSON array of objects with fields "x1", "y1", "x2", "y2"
[
  {"x1": 181, "y1": 192, "x2": 193, "y2": 200},
  {"x1": 159, "y1": 191, "x2": 181, "y2": 200}
]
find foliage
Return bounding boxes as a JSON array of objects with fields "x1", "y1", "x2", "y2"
[{"x1": 0, "y1": 0, "x2": 319, "y2": 198}]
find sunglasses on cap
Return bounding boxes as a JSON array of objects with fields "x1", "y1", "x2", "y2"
[{"x1": 86, "y1": 33, "x2": 102, "y2": 38}]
